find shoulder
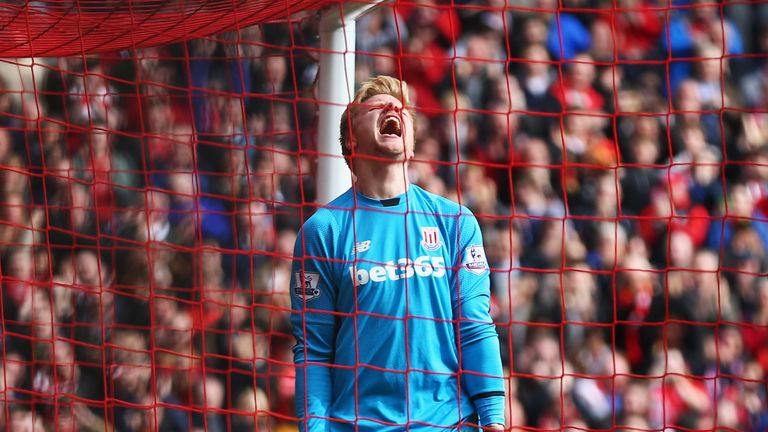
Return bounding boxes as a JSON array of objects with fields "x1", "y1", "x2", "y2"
[
  {"x1": 298, "y1": 188, "x2": 354, "y2": 237},
  {"x1": 410, "y1": 185, "x2": 466, "y2": 217},
  {"x1": 411, "y1": 186, "x2": 480, "y2": 234}
]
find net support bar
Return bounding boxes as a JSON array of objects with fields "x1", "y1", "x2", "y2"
[{"x1": 316, "y1": 0, "x2": 384, "y2": 204}]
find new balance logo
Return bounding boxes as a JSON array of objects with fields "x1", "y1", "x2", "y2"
[{"x1": 352, "y1": 240, "x2": 371, "y2": 254}]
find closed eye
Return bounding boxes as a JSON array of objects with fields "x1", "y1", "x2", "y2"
[{"x1": 366, "y1": 102, "x2": 408, "y2": 115}]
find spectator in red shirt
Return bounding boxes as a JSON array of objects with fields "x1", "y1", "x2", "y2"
[
  {"x1": 648, "y1": 349, "x2": 712, "y2": 429},
  {"x1": 639, "y1": 173, "x2": 710, "y2": 265},
  {"x1": 596, "y1": 0, "x2": 662, "y2": 61},
  {"x1": 743, "y1": 279, "x2": 768, "y2": 373},
  {"x1": 549, "y1": 53, "x2": 605, "y2": 112}
]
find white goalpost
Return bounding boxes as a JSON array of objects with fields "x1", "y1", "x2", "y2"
[{"x1": 316, "y1": 1, "x2": 384, "y2": 204}]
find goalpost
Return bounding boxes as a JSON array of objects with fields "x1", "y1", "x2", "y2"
[{"x1": 316, "y1": 0, "x2": 384, "y2": 204}]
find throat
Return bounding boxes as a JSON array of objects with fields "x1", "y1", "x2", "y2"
[{"x1": 353, "y1": 161, "x2": 410, "y2": 200}]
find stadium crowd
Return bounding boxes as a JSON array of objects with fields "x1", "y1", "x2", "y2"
[{"x1": 1, "y1": 0, "x2": 768, "y2": 430}]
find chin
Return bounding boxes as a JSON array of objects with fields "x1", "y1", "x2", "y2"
[
  {"x1": 374, "y1": 151, "x2": 407, "y2": 162},
  {"x1": 376, "y1": 138, "x2": 412, "y2": 156},
  {"x1": 374, "y1": 146, "x2": 408, "y2": 159}
]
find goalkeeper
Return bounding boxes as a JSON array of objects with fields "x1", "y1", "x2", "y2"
[{"x1": 291, "y1": 75, "x2": 505, "y2": 431}]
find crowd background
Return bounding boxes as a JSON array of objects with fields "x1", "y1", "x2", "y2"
[{"x1": 0, "y1": 0, "x2": 767, "y2": 430}]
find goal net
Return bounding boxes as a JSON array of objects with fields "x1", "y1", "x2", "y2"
[{"x1": 0, "y1": 0, "x2": 767, "y2": 431}]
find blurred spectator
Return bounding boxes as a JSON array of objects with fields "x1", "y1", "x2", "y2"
[
  {"x1": 515, "y1": 328, "x2": 579, "y2": 428},
  {"x1": 471, "y1": 97, "x2": 526, "y2": 205},
  {"x1": 232, "y1": 386, "x2": 271, "y2": 430},
  {"x1": 503, "y1": 376, "x2": 527, "y2": 430},
  {"x1": 2, "y1": 152, "x2": 30, "y2": 201},
  {"x1": 486, "y1": 222, "x2": 538, "y2": 361},
  {"x1": 487, "y1": 222, "x2": 523, "y2": 321},
  {"x1": 688, "y1": 145, "x2": 723, "y2": 211},
  {"x1": 234, "y1": 199, "x2": 274, "y2": 289},
  {"x1": 68, "y1": 249, "x2": 114, "y2": 368},
  {"x1": 540, "y1": 0, "x2": 591, "y2": 60},
  {"x1": 614, "y1": 252, "x2": 658, "y2": 373},
  {"x1": 453, "y1": 31, "x2": 506, "y2": 109},
  {"x1": 436, "y1": 90, "x2": 473, "y2": 169},
  {"x1": 517, "y1": 43, "x2": 556, "y2": 123},
  {"x1": 459, "y1": 164, "x2": 502, "y2": 217},
  {"x1": 2, "y1": 248, "x2": 36, "y2": 325},
  {"x1": 661, "y1": 0, "x2": 744, "y2": 95},
  {"x1": 561, "y1": 264, "x2": 599, "y2": 349},
  {"x1": 597, "y1": 0, "x2": 662, "y2": 61},
  {"x1": 586, "y1": 222, "x2": 627, "y2": 322},
  {"x1": 400, "y1": 0, "x2": 457, "y2": 113},
  {"x1": 693, "y1": 43, "x2": 741, "y2": 110},
  {"x1": 32, "y1": 339, "x2": 106, "y2": 431},
  {"x1": 639, "y1": 172, "x2": 710, "y2": 265},
  {"x1": 690, "y1": 249, "x2": 739, "y2": 324},
  {"x1": 67, "y1": 59, "x2": 119, "y2": 128},
  {"x1": 572, "y1": 331, "x2": 630, "y2": 429},
  {"x1": 619, "y1": 380, "x2": 651, "y2": 427},
  {"x1": 620, "y1": 134, "x2": 661, "y2": 215},
  {"x1": 741, "y1": 72, "x2": 768, "y2": 167},
  {"x1": 648, "y1": 348, "x2": 712, "y2": 429},
  {"x1": 572, "y1": 173, "x2": 625, "y2": 246},
  {"x1": 356, "y1": 7, "x2": 408, "y2": 63},
  {"x1": 512, "y1": 170, "x2": 565, "y2": 258},
  {"x1": 0, "y1": 128, "x2": 11, "y2": 164},
  {"x1": 549, "y1": 54, "x2": 605, "y2": 113},
  {"x1": 742, "y1": 58, "x2": 768, "y2": 109},
  {"x1": 0, "y1": 193, "x2": 41, "y2": 253},
  {"x1": 6, "y1": 409, "x2": 47, "y2": 432},
  {"x1": 708, "y1": 181, "x2": 768, "y2": 253},
  {"x1": 741, "y1": 359, "x2": 768, "y2": 431},
  {"x1": 743, "y1": 279, "x2": 768, "y2": 373},
  {"x1": 109, "y1": 331, "x2": 157, "y2": 432},
  {"x1": 0, "y1": 350, "x2": 26, "y2": 414}
]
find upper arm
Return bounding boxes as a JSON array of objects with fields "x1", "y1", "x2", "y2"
[
  {"x1": 453, "y1": 209, "x2": 491, "y2": 305},
  {"x1": 291, "y1": 216, "x2": 340, "y2": 361}
]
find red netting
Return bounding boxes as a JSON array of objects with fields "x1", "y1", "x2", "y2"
[
  {"x1": 0, "y1": 0, "x2": 767, "y2": 431},
  {"x1": 0, "y1": 0, "x2": 339, "y2": 57}
]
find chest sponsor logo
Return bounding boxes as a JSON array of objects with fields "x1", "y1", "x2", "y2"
[
  {"x1": 294, "y1": 271, "x2": 321, "y2": 301},
  {"x1": 349, "y1": 256, "x2": 446, "y2": 286},
  {"x1": 420, "y1": 227, "x2": 443, "y2": 251},
  {"x1": 463, "y1": 245, "x2": 488, "y2": 275}
]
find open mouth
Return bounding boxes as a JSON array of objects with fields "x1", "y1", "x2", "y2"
[{"x1": 379, "y1": 115, "x2": 402, "y2": 137}]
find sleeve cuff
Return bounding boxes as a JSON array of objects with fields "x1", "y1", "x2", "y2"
[{"x1": 473, "y1": 393, "x2": 505, "y2": 426}]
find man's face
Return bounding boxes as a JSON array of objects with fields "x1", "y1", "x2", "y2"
[
  {"x1": 350, "y1": 93, "x2": 415, "y2": 163},
  {"x1": 75, "y1": 251, "x2": 101, "y2": 287}
]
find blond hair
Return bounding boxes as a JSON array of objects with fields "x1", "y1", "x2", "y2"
[{"x1": 339, "y1": 75, "x2": 413, "y2": 162}]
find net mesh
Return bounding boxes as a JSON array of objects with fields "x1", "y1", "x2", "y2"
[{"x1": 1, "y1": 0, "x2": 767, "y2": 431}]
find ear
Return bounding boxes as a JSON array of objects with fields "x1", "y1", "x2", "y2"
[
  {"x1": 342, "y1": 135, "x2": 357, "y2": 170},
  {"x1": 346, "y1": 134, "x2": 357, "y2": 154}
]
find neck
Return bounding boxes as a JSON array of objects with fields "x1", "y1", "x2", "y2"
[{"x1": 353, "y1": 160, "x2": 410, "y2": 199}]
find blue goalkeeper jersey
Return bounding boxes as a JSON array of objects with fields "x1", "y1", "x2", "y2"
[{"x1": 291, "y1": 184, "x2": 505, "y2": 432}]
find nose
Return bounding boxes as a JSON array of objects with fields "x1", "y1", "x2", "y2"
[{"x1": 383, "y1": 101, "x2": 401, "y2": 113}]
